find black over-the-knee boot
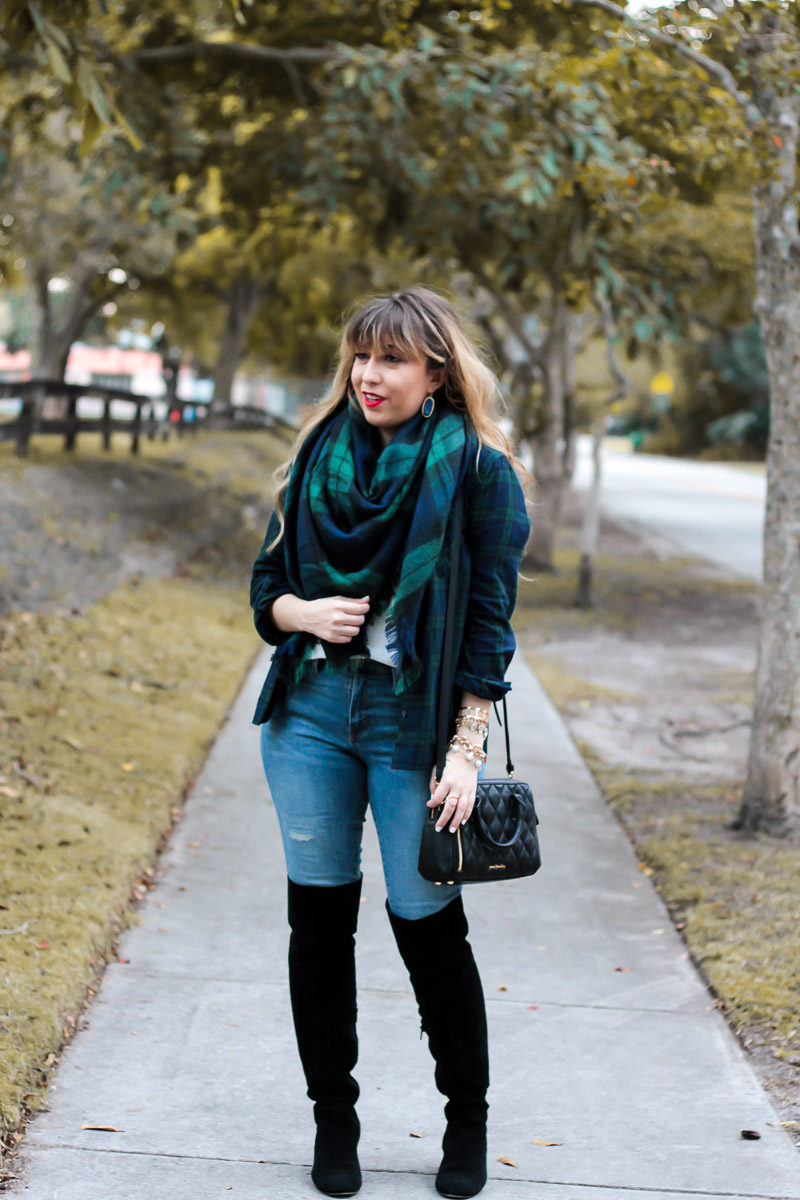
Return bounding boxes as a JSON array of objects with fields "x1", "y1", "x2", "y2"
[
  {"x1": 386, "y1": 895, "x2": 489, "y2": 1199},
  {"x1": 288, "y1": 877, "x2": 362, "y2": 1197}
]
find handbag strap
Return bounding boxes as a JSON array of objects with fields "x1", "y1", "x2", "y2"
[
  {"x1": 493, "y1": 698, "x2": 515, "y2": 779},
  {"x1": 435, "y1": 499, "x2": 517, "y2": 782}
]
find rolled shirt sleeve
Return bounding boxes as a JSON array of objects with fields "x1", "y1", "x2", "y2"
[
  {"x1": 250, "y1": 511, "x2": 294, "y2": 646},
  {"x1": 454, "y1": 451, "x2": 531, "y2": 700}
]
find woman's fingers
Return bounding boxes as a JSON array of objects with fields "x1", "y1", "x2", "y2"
[
  {"x1": 433, "y1": 791, "x2": 475, "y2": 832},
  {"x1": 307, "y1": 596, "x2": 370, "y2": 641},
  {"x1": 429, "y1": 762, "x2": 477, "y2": 831},
  {"x1": 435, "y1": 791, "x2": 464, "y2": 832}
]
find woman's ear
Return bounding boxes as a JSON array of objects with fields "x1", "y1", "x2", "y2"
[{"x1": 427, "y1": 366, "x2": 447, "y2": 392}]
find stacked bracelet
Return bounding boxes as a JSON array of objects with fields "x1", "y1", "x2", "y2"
[
  {"x1": 455, "y1": 714, "x2": 489, "y2": 738},
  {"x1": 458, "y1": 704, "x2": 490, "y2": 728},
  {"x1": 448, "y1": 734, "x2": 487, "y2": 767}
]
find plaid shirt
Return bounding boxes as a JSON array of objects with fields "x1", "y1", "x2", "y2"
[{"x1": 250, "y1": 441, "x2": 530, "y2": 769}]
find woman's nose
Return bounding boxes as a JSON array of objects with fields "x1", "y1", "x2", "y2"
[{"x1": 362, "y1": 357, "x2": 381, "y2": 382}]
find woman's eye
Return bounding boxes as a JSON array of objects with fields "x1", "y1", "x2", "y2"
[
  {"x1": 353, "y1": 352, "x2": 368, "y2": 362},
  {"x1": 385, "y1": 354, "x2": 402, "y2": 363}
]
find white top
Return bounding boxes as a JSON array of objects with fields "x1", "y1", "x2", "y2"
[{"x1": 308, "y1": 602, "x2": 394, "y2": 666}]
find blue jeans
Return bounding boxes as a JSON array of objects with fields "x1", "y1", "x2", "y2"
[{"x1": 260, "y1": 662, "x2": 461, "y2": 919}]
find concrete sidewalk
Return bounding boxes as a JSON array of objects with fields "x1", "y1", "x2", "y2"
[{"x1": 7, "y1": 651, "x2": 800, "y2": 1199}]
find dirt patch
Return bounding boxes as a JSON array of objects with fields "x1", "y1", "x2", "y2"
[
  {"x1": 0, "y1": 430, "x2": 283, "y2": 614},
  {"x1": 516, "y1": 491, "x2": 800, "y2": 1143}
]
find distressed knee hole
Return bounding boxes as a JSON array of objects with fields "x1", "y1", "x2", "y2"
[{"x1": 288, "y1": 829, "x2": 315, "y2": 842}]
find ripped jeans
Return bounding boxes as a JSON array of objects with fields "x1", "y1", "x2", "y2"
[{"x1": 259, "y1": 661, "x2": 460, "y2": 920}]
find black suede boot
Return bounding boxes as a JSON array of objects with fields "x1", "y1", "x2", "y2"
[
  {"x1": 387, "y1": 896, "x2": 489, "y2": 1199},
  {"x1": 288, "y1": 877, "x2": 363, "y2": 1198}
]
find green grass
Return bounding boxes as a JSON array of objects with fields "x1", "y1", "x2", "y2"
[
  {"x1": 0, "y1": 429, "x2": 286, "y2": 1161},
  {"x1": 592, "y1": 759, "x2": 800, "y2": 1049}
]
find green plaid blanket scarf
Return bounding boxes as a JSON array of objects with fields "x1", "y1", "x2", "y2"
[{"x1": 280, "y1": 399, "x2": 467, "y2": 692}]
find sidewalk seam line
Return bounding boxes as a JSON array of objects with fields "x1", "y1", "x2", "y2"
[
  {"x1": 18, "y1": 1145, "x2": 799, "y2": 1199},
  {"x1": 98, "y1": 972, "x2": 715, "y2": 1017}
]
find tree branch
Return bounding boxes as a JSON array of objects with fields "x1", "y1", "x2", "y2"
[
  {"x1": 594, "y1": 288, "x2": 630, "y2": 408},
  {"x1": 472, "y1": 266, "x2": 544, "y2": 368},
  {"x1": 127, "y1": 42, "x2": 340, "y2": 68},
  {"x1": 565, "y1": 0, "x2": 760, "y2": 124}
]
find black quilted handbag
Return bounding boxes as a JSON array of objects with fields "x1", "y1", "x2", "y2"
[
  {"x1": 418, "y1": 700, "x2": 541, "y2": 884},
  {"x1": 417, "y1": 498, "x2": 541, "y2": 886}
]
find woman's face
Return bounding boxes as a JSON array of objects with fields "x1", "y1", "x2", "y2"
[{"x1": 350, "y1": 344, "x2": 445, "y2": 445}]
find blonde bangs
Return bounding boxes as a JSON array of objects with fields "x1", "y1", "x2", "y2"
[{"x1": 345, "y1": 296, "x2": 448, "y2": 365}]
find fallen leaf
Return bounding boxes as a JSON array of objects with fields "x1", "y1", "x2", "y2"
[
  {"x1": 35, "y1": 941, "x2": 50, "y2": 950},
  {"x1": 498, "y1": 1155, "x2": 517, "y2": 1167},
  {"x1": 409, "y1": 1131, "x2": 425, "y2": 1138},
  {"x1": 117, "y1": 956, "x2": 130, "y2": 964},
  {"x1": 0, "y1": 785, "x2": 20, "y2": 799},
  {"x1": 13, "y1": 761, "x2": 43, "y2": 788},
  {"x1": 62, "y1": 735, "x2": 83, "y2": 751},
  {"x1": 532, "y1": 1138, "x2": 563, "y2": 1147},
  {"x1": 497, "y1": 985, "x2": 507, "y2": 992},
  {"x1": 121, "y1": 763, "x2": 135, "y2": 772},
  {"x1": 740, "y1": 1129, "x2": 761, "y2": 1140},
  {"x1": 614, "y1": 966, "x2": 630, "y2": 973},
  {"x1": 82, "y1": 1124, "x2": 122, "y2": 1133},
  {"x1": 527, "y1": 1005, "x2": 539, "y2": 1011}
]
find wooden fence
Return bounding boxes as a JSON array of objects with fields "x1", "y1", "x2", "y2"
[{"x1": 0, "y1": 380, "x2": 297, "y2": 455}]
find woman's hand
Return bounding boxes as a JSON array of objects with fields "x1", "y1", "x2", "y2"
[
  {"x1": 428, "y1": 751, "x2": 479, "y2": 833},
  {"x1": 427, "y1": 691, "x2": 490, "y2": 832},
  {"x1": 271, "y1": 593, "x2": 370, "y2": 643}
]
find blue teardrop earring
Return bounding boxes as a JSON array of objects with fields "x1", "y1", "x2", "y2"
[{"x1": 421, "y1": 394, "x2": 435, "y2": 419}]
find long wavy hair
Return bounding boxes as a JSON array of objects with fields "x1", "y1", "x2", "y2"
[{"x1": 269, "y1": 287, "x2": 528, "y2": 546}]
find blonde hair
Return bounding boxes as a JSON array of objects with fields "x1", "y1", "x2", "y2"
[{"x1": 269, "y1": 287, "x2": 527, "y2": 545}]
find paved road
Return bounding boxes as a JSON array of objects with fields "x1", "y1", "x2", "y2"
[
  {"x1": 7, "y1": 650, "x2": 798, "y2": 1199},
  {"x1": 572, "y1": 437, "x2": 766, "y2": 582}
]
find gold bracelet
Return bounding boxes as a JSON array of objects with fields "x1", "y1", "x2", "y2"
[
  {"x1": 447, "y1": 735, "x2": 487, "y2": 767},
  {"x1": 457, "y1": 706, "x2": 490, "y2": 734},
  {"x1": 455, "y1": 715, "x2": 488, "y2": 737}
]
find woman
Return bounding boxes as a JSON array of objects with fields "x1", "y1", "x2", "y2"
[{"x1": 250, "y1": 287, "x2": 530, "y2": 1199}]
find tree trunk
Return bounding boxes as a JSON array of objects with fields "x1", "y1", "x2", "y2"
[
  {"x1": 528, "y1": 289, "x2": 569, "y2": 569},
  {"x1": 210, "y1": 276, "x2": 264, "y2": 413},
  {"x1": 561, "y1": 312, "x2": 579, "y2": 484},
  {"x1": 575, "y1": 420, "x2": 603, "y2": 608},
  {"x1": 738, "y1": 97, "x2": 800, "y2": 837},
  {"x1": 18, "y1": 272, "x2": 55, "y2": 454},
  {"x1": 28, "y1": 269, "x2": 97, "y2": 379}
]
